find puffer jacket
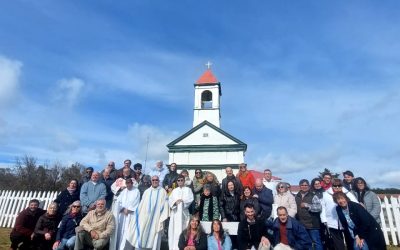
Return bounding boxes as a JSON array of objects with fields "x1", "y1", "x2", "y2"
[
  {"x1": 220, "y1": 191, "x2": 240, "y2": 222},
  {"x1": 351, "y1": 190, "x2": 381, "y2": 224},
  {"x1": 274, "y1": 191, "x2": 297, "y2": 217}
]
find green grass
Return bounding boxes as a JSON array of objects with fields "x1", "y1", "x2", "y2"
[{"x1": 1, "y1": 227, "x2": 12, "y2": 249}]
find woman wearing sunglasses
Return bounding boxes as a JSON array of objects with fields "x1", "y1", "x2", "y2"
[{"x1": 52, "y1": 200, "x2": 83, "y2": 250}]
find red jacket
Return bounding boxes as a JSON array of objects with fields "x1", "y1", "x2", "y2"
[
  {"x1": 11, "y1": 207, "x2": 45, "y2": 237},
  {"x1": 237, "y1": 171, "x2": 255, "y2": 190}
]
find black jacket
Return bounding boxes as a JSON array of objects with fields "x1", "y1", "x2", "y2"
[
  {"x1": 336, "y1": 201, "x2": 386, "y2": 250},
  {"x1": 220, "y1": 191, "x2": 240, "y2": 222},
  {"x1": 54, "y1": 189, "x2": 80, "y2": 216},
  {"x1": 221, "y1": 175, "x2": 243, "y2": 195},
  {"x1": 178, "y1": 230, "x2": 207, "y2": 250},
  {"x1": 162, "y1": 171, "x2": 179, "y2": 189},
  {"x1": 34, "y1": 213, "x2": 60, "y2": 240},
  {"x1": 237, "y1": 218, "x2": 271, "y2": 250}
]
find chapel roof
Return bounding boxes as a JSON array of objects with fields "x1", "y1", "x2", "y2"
[{"x1": 196, "y1": 69, "x2": 219, "y2": 84}]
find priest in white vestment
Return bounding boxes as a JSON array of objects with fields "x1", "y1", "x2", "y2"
[
  {"x1": 110, "y1": 178, "x2": 140, "y2": 250},
  {"x1": 127, "y1": 175, "x2": 169, "y2": 250},
  {"x1": 168, "y1": 175, "x2": 194, "y2": 250}
]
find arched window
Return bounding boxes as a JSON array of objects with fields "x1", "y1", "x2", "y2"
[{"x1": 201, "y1": 90, "x2": 212, "y2": 109}]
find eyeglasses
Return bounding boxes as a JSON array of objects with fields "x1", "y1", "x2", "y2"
[
  {"x1": 108, "y1": 164, "x2": 114, "y2": 166},
  {"x1": 151, "y1": 179, "x2": 159, "y2": 182},
  {"x1": 195, "y1": 171, "x2": 201, "y2": 174},
  {"x1": 278, "y1": 186, "x2": 285, "y2": 188},
  {"x1": 177, "y1": 179, "x2": 184, "y2": 182},
  {"x1": 332, "y1": 185, "x2": 342, "y2": 188},
  {"x1": 72, "y1": 205, "x2": 81, "y2": 208}
]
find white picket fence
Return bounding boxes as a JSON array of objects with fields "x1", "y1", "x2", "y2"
[
  {"x1": 0, "y1": 190, "x2": 399, "y2": 246},
  {"x1": 0, "y1": 190, "x2": 58, "y2": 228}
]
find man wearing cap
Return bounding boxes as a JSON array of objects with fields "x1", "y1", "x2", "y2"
[
  {"x1": 81, "y1": 167, "x2": 94, "y2": 185},
  {"x1": 342, "y1": 170, "x2": 355, "y2": 191}
]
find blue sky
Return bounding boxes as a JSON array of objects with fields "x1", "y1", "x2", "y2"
[{"x1": 1, "y1": 1, "x2": 399, "y2": 187}]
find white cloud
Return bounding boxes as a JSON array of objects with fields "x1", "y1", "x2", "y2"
[
  {"x1": 252, "y1": 148, "x2": 342, "y2": 175},
  {"x1": 80, "y1": 50, "x2": 201, "y2": 102},
  {"x1": 52, "y1": 78, "x2": 85, "y2": 107},
  {"x1": 373, "y1": 170, "x2": 400, "y2": 187},
  {"x1": 127, "y1": 122, "x2": 179, "y2": 163},
  {"x1": 0, "y1": 55, "x2": 22, "y2": 107}
]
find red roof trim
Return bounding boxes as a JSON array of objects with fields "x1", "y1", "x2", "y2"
[{"x1": 196, "y1": 69, "x2": 219, "y2": 84}]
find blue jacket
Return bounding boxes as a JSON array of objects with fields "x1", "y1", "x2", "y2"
[
  {"x1": 80, "y1": 181, "x2": 107, "y2": 212},
  {"x1": 272, "y1": 216, "x2": 312, "y2": 250},
  {"x1": 56, "y1": 213, "x2": 83, "y2": 241},
  {"x1": 208, "y1": 232, "x2": 232, "y2": 250},
  {"x1": 253, "y1": 186, "x2": 274, "y2": 219}
]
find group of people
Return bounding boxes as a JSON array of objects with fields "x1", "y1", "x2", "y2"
[{"x1": 9, "y1": 160, "x2": 386, "y2": 250}]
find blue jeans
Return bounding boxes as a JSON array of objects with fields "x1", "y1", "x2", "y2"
[
  {"x1": 56, "y1": 236, "x2": 76, "y2": 250},
  {"x1": 307, "y1": 229, "x2": 323, "y2": 250}
]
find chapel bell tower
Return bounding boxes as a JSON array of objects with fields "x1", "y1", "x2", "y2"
[{"x1": 193, "y1": 63, "x2": 221, "y2": 128}]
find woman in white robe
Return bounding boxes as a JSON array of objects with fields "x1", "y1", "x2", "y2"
[
  {"x1": 168, "y1": 175, "x2": 194, "y2": 250},
  {"x1": 110, "y1": 178, "x2": 140, "y2": 250}
]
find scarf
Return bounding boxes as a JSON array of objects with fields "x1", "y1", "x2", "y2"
[
  {"x1": 67, "y1": 187, "x2": 76, "y2": 195},
  {"x1": 199, "y1": 194, "x2": 214, "y2": 221},
  {"x1": 356, "y1": 190, "x2": 366, "y2": 203}
]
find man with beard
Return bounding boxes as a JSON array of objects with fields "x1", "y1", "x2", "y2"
[
  {"x1": 237, "y1": 204, "x2": 271, "y2": 250},
  {"x1": 10, "y1": 199, "x2": 46, "y2": 250},
  {"x1": 74, "y1": 199, "x2": 115, "y2": 250}
]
